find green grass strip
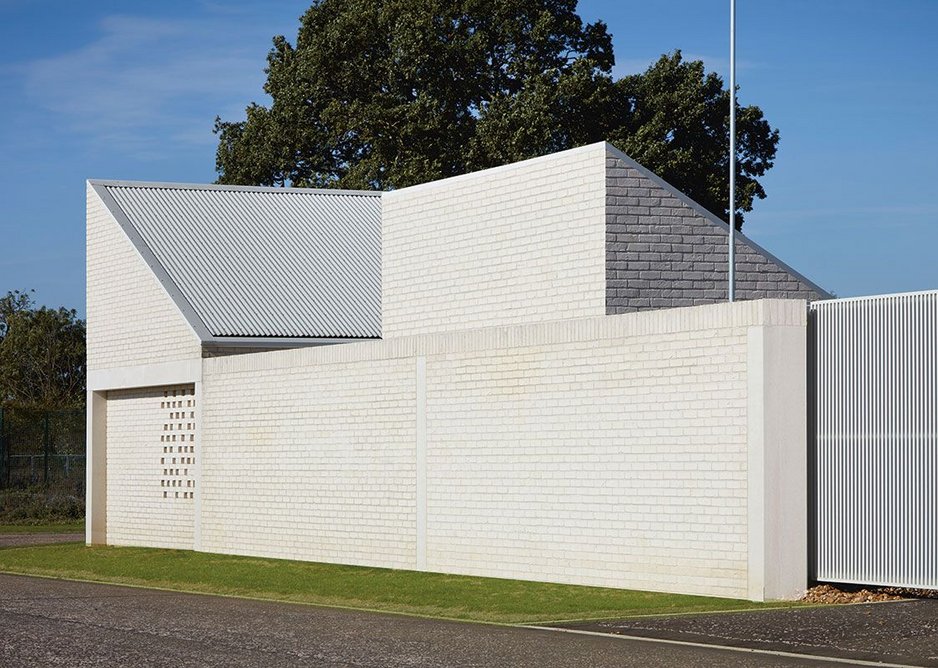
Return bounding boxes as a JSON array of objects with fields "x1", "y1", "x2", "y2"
[
  {"x1": 0, "y1": 543, "x2": 802, "y2": 623},
  {"x1": 0, "y1": 521, "x2": 84, "y2": 535}
]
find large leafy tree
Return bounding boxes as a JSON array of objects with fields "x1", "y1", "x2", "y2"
[
  {"x1": 0, "y1": 291, "x2": 86, "y2": 408},
  {"x1": 609, "y1": 52, "x2": 778, "y2": 224},
  {"x1": 215, "y1": 1, "x2": 778, "y2": 226}
]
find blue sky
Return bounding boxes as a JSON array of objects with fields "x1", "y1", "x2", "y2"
[{"x1": 1, "y1": 0, "x2": 936, "y2": 313}]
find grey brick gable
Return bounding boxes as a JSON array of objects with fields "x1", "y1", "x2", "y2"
[{"x1": 605, "y1": 144, "x2": 830, "y2": 313}]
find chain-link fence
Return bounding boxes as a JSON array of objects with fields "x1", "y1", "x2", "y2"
[{"x1": 0, "y1": 406, "x2": 85, "y2": 493}]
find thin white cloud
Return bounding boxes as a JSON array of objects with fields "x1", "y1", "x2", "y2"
[
  {"x1": 612, "y1": 52, "x2": 762, "y2": 79},
  {"x1": 753, "y1": 205, "x2": 938, "y2": 219},
  {"x1": 612, "y1": 58, "x2": 661, "y2": 77},
  {"x1": 745, "y1": 205, "x2": 938, "y2": 240},
  {"x1": 682, "y1": 52, "x2": 763, "y2": 76},
  {"x1": 16, "y1": 9, "x2": 298, "y2": 159}
]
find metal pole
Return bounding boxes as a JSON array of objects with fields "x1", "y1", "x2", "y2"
[{"x1": 728, "y1": 0, "x2": 736, "y2": 302}]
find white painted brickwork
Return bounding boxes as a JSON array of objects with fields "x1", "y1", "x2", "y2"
[
  {"x1": 192, "y1": 300, "x2": 806, "y2": 599},
  {"x1": 424, "y1": 331, "x2": 748, "y2": 597},
  {"x1": 86, "y1": 184, "x2": 201, "y2": 371},
  {"x1": 198, "y1": 357, "x2": 417, "y2": 568},
  {"x1": 106, "y1": 385, "x2": 195, "y2": 549},
  {"x1": 382, "y1": 143, "x2": 607, "y2": 338}
]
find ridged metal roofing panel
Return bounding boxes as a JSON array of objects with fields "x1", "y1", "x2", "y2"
[{"x1": 100, "y1": 182, "x2": 381, "y2": 339}]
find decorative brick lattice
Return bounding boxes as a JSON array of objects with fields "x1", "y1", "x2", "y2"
[{"x1": 159, "y1": 387, "x2": 196, "y2": 500}]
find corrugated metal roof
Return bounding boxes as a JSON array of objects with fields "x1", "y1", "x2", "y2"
[{"x1": 92, "y1": 180, "x2": 382, "y2": 339}]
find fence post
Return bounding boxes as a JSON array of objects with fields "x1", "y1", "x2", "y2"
[
  {"x1": 43, "y1": 410, "x2": 50, "y2": 485},
  {"x1": 0, "y1": 406, "x2": 5, "y2": 489}
]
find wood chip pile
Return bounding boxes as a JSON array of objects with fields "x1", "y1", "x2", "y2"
[{"x1": 802, "y1": 583, "x2": 938, "y2": 604}]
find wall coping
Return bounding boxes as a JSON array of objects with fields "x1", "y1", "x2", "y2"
[{"x1": 203, "y1": 299, "x2": 807, "y2": 375}]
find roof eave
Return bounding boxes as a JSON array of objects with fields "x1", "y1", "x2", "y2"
[
  {"x1": 202, "y1": 336, "x2": 379, "y2": 351},
  {"x1": 87, "y1": 178, "x2": 380, "y2": 197},
  {"x1": 202, "y1": 336, "x2": 381, "y2": 348}
]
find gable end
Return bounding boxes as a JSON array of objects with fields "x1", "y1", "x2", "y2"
[{"x1": 604, "y1": 143, "x2": 831, "y2": 313}]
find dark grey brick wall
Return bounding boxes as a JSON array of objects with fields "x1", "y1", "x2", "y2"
[{"x1": 605, "y1": 148, "x2": 829, "y2": 313}]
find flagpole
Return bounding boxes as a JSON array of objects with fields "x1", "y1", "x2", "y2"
[{"x1": 728, "y1": 0, "x2": 736, "y2": 302}]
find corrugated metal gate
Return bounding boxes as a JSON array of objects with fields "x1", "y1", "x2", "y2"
[{"x1": 812, "y1": 291, "x2": 938, "y2": 588}]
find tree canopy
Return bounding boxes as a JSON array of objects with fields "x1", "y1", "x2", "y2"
[
  {"x1": 215, "y1": 0, "x2": 779, "y2": 226},
  {"x1": 0, "y1": 290, "x2": 85, "y2": 408}
]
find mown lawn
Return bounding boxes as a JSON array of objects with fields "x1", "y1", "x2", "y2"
[
  {"x1": 0, "y1": 521, "x2": 84, "y2": 535},
  {"x1": 0, "y1": 543, "x2": 802, "y2": 623}
]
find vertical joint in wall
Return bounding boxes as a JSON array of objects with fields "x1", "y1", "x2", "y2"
[
  {"x1": 193, "y1": 380, "x2": 204, "y2": 552},
  {"x1": 415, "y1": 356, "x2": 427, "y2": 570}
]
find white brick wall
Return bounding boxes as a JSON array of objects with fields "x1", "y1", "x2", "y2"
[
  {"x1": 88, "y1": 147, "x2": 808, "y2": 598},
  {"x1": 198, "y1": 357, "x2": 418, "y2": 568},
  {"x1": 86, "y1": 184, "x2": 201, "y2": 371},
  {"x1": 106, "y1": 385, "x2": 195, "y2": 549},
  {"x1": 424, "y1": 331, "x2": 748, "y2": 597},
  {"x1": 382, "y1": 143, "x2": 607, "y2": 338},
  {"x1": 188, "y1": 300, "x2": 806, "y2": 599}
]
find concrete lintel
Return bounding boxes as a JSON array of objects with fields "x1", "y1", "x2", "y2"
[{"x1": 88, "y1": 359, "x2": 202, "y2": 391}]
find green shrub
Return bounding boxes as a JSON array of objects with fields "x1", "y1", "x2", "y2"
[{"x1": 0, "y1": 484, "x2": 83, "y2": 525}]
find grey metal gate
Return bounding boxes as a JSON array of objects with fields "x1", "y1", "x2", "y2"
[{"x1": 812, "y1": 290, "x2": 938, "y2": 588}]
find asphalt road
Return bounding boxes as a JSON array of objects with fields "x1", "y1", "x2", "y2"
[
  {"x1": 0, "y1": 532, "x2": 83, "y2": 548},
  {"x1": 560, "y1": 598, "x2": 938, "y2": 667},
  {"x1": 0, "y1": 574, "x2": 843, "y2": 668}
]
